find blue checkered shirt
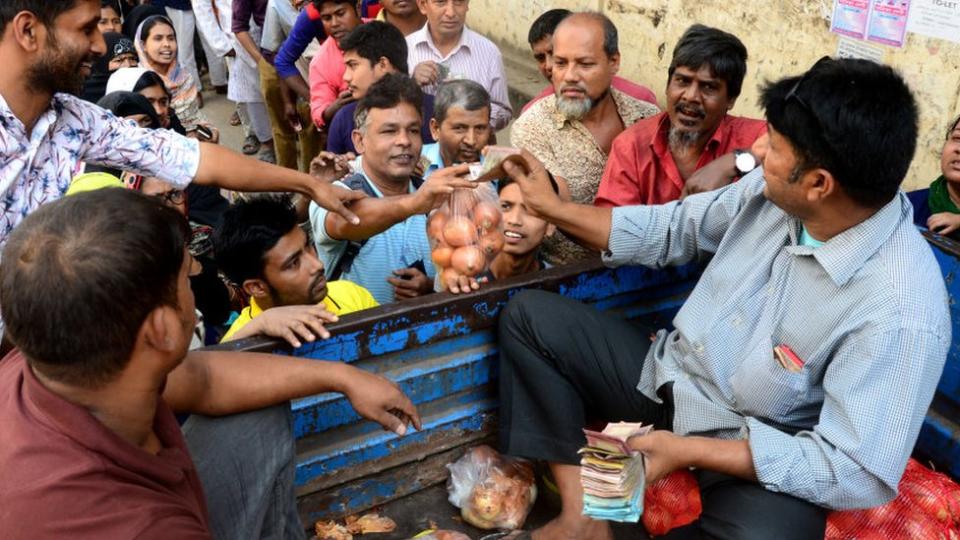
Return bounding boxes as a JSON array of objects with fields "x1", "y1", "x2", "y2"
[{"x1": 604, "y1": 168, "x2": 951, "y2": 510}]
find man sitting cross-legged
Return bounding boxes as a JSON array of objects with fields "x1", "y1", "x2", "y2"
[
  {"x1": 310, "y1": 73, "x2": 477, "y2": 304},
  {"x1": 214, "y1": 195, "x2": 378, "y2": 346},
  {"x1": 498, "y1": 58, "x2": 949, "y2": 539},
  {"x1": 0, "y1": 189, "x2": 419, "y2": 539}
]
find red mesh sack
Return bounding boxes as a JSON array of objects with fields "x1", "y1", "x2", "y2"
[
  {"x1": 825, "y1": 459, "x2": 960, "y2": 539},
  {"x1": 642, "y1": 470, "x2": 702, "y2": 536}
]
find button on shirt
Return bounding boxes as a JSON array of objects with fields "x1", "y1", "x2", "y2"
[
  {"x1": 605, "y1": 168, "x2": 950, "y2": 509},
  {"x1": 595, "y1": 111, "x2": 767, "y2": 207},
  {"x1": 406, "y1": 24, "x2": 512, "y2": 130},
  {"x1": 0, "y1": 93, "x2": 200, "y2": 251},
  {"x1": 309, "y1": 162, "x2": 434, "y2": 304}
]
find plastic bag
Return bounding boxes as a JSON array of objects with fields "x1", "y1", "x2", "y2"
[
  {"x1": 446, "y1": 445, "x2": 538, "y2": 529},
  {"x1": 825, "y1": 458, "x2": 960, "y2": 539},
  {"x1": 412, "y1": 531, "x2": 471, "y2": 540},
  {"x1": 427, "y1": 183, "x2": 504, "y2": 291},
  {"x1": 642, "y1": 470, "x2": 702, "y2": 536}
]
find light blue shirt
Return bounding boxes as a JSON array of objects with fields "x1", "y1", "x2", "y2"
[
  {"x1": 605, "y1": 168, "x2": 950, "y2": 510},
  {"x1": 309, "y1": 160, "x2": 434, "y2": 304},
  {"x1": 420, "y1": 142, "x2": 445, "y2": 179},
  {"x1": 799, "y1": 226, "x2": 825, "y2": 248}
]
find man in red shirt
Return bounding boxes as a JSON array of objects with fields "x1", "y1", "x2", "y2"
[
  {"x1": 0, "y1": 189, "x2": 420, "y2": 539},
  {"x1": 595, "y1": 24, "x2": 767, "y2": 208}
]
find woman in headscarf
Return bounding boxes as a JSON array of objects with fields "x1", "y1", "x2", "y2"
[
  {"x1": 135, "y1": 15, "x2": 218, "y2": 141},
  {"x1": 122, "y1": 3, "x2": 165, "y2": 40},
  {"x1": 80, "y1": 32, "x2": 138, "y2": 104}
]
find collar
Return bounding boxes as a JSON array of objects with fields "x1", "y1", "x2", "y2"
[
  {"x1": 546, "y1": 88, "x2": 631, "y2": 131},
  {"x1": 421, "y1": 142, "x2": 445, "y2": 170},
  {"x1": 651, "y1": 112, "x2": 730, "y2": 155},
  {"x1": 248, "y1": 296, "x2": 265, "y2": 319},
  {"x1": 410, "y1": 23, "x2": 470, "y2": 59},
  {"x1": 785, "y1": 192, "x2": 906, "y2": 287},
  {"x1": 0, "y1": 91, "x2": 62, "y2": 137},
  {"x1": 358, "y1": 158, "x2": 417, "y2": 195}
]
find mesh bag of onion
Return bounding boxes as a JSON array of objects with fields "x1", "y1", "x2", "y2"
[
  {"x1": 427, "y1": 183, "x2": 504, "y2": 291},
  {"x1": 825, "y1": 458, "x2": 960, "y2": 540},
  {"x1": 642, "y1": 470, "x2": 703, "y2": 536}
]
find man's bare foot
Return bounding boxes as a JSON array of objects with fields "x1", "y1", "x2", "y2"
[{"x1": 530, "y1": 515, "x2": 612, "y2": 540}]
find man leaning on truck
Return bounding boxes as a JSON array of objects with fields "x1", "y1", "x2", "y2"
[{"x1": 498, "y1": 57, "x2": 950, "y2": 539}]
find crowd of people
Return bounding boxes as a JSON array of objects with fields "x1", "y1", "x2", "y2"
[{"x1": 0, "y1": 0, "x2": 957, "y2": 538}]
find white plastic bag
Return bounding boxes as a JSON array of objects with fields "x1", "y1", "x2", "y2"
[{"x1": 446, "y1": 445, "x2": 537, "y2": 530}]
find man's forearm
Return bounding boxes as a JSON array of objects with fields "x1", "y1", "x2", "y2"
[
  {"x1": 683, "y1": 436, "x2": 757, "y2": 482},
  {"x1": 542, "y1": 200, "x2": 613, "y2": 252},
  {"x1": 164, "y1": 350, "x2": 354, "y2": 415},
  {"x1": 285, "y1": 74, "x2": 311, "y2": 102},
  {"x1": 325, "y1": 195, "x2": 420, "y2": 241},
  {"x1": 194, "y1": 142, "x2": 315, "y2": 196},
  {"x1": 234, "y1": 30, "x2": 263, "y2": 62}
]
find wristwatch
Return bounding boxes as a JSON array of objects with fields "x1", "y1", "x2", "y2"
[{"x1": 734, "y1": 149, "x2": 758, "y2": 175}]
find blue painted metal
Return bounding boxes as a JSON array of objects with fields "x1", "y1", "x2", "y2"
[{"x1": 916, "y1": 232, "x2": 960, "y2": 477}]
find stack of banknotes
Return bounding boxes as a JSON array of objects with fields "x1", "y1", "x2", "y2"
[{"x1": 579, "y1": 421, "x2": 651, "y2": 522}]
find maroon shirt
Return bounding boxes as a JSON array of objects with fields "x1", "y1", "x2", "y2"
[{"x1": 0, "y1": 351, "x2": 211, "y2": 539}]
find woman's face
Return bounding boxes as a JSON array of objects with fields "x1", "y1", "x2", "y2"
[
  {"x1": 126, "y1": 113, "x2": 154, "y2": 128},
  {"x1": 108, "y1": 52, "x2": 138, "y2": 71},
  {"x1": 138, "y1": 84, "x2": 171, "y2": 128},
  {"x1": 144, "y1": 23, "x2": 178, "y2": 67}
]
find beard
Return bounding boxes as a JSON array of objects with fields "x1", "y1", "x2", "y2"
[
  {"x1": 556, "y1": 95, "x2": 594, "y2": 121},
  {"x1": 668, "y1": 125, "x2": 702, "y2": 156},
  {"x1": 26, "y1": 33, "x2": 90, "y2": 95}
]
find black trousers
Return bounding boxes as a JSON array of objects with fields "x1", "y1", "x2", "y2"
[{"x1": 497, "y1": 290, "x2": 827, "y2": 540}]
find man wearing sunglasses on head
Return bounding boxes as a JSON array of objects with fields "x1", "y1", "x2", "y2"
[{"x1": 497, "y1": 57, "x2": 949, "y2": 539}]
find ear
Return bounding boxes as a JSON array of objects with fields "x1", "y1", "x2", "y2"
[
  {"x1": 377, "y1": 56, "x2": 393, "y2": 73},
  {"x1": 545, "y1": 222, "x2": 557, "y2": 238},
  {"x1": 429, "y1": 118, "x2": 440, "y2": 140},
  {"x1": 242, "y1": 278, "x2": 270, "y2": 299},
  {"x1": 352, "y1": 129, "x2": 366, "y2": 155},
  {"x1": 417, "y1": 0, "x2": 428, "y2": 15},
  {"x1": 609, "y1": 52, "x2": 621, "y2": 76},
  {"x1": 803, "y1": 167, "x2": 837, "y2": 203},
  {"x1": 139, "y1": 306, "x2": 179, "y2": 354},
  {"x1": 10, "y1": 11, "x2": 46, "y2": 53}
]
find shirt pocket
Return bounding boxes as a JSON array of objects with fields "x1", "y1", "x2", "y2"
[{"x1": 729, "y1": 337, "x2": 807, "y2": 420}]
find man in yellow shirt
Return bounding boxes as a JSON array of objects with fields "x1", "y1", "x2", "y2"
[{"x1": 214, "y1": 196, "x2": 378, "y2": 346}]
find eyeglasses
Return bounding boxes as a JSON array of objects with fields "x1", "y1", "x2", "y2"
[{"x1": 153, "y1": 189, "x2": 186, "y2": 205}]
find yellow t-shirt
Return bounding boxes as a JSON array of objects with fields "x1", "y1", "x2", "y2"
[{"x1": 221, "y1": 280, "x2": 378, "y2": 342}]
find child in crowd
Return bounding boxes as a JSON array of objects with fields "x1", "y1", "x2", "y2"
[
  {"x1": 98, "y1": 1, "x2": 123, "y2": 35},
  {"x1": 910, "y1": 116, "x2": 960, "y2": 237}
]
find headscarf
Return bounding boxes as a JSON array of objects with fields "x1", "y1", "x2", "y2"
[
  {"x1": 97, "y1": 91, "x2": 162, "y2": 130},
  {"x1": 928, "y1": 176, "x2": 960, "y2": 215},
  {"x1": 81, "y1": 33, "x2": 137, "y2": 104},
  {"x1": 106, "y1": 66, "x2": 148, "y2": 95},
  {"x1": 122, "y1": 4, "x2": 165, "y2": 40},
  {"x1": 135, "y1": 15, "x2": 204, "y2": 132}
]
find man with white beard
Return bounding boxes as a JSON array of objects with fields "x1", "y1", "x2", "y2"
[
  {"x1": 595, "y1": 24, "x2": 767, "y2": 208},
  {"x1": 511, "y1": 12, "x2": 659, "y2": 266}
]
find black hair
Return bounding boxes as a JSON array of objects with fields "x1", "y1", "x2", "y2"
[
  {"x1": 354, "y1": 73, "x2": 424, "y2": 132},
  {"x1": 213, "y1": 196, "x2": 299, "y2": 286},
  {"x1": 527, "y1": 8, "x2": 571, "y2": 45},
  {"x1": 339, "y1": 21, "x2": 408, "y2": 74},
  {"x1": 139, "y1": 14, "x2": 175, "y2": 43},
  {"x1": 100, "y1": 0, "x2": 120, "y2": 14},
  {"x1": 947, "y1": 115, "x2": 960, "y2": 140},
  {"x1": 498, "y1": 173, "x2": 559, "y2": 196},
  {"x1": 133, "y1": 70, "x2": 171, "y2": 98},
  {"x1": 0, "y1": 0, "x2": 78, "y2": 35},
  {"x1": 761, "y1": 57, "x2": 918, "y2": 209},
  {"x1": 311, "y1": 0, "x2": 359, "y2": 12},
  {"x1": 0, "y1": 189, "x2": 188, "y2": 388},
  {"x1": 669, "y1": 24, "x2": 748, "y2": 99}
]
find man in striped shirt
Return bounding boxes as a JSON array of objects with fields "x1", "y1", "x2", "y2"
[
  {"x1": 406, "y1": 0, "x2": 511, "y2": 130},
  {"x1": 497, "y1": 58, "x2": 949, "y2": 539}
]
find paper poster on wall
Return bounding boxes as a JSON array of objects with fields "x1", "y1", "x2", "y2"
[
  {"x1": 907, "y1": 0, "x2": 960, "y2": 44},
  {"x1": 831, "y1": 0, "x2": 872, "y2": 39},
  {"x1": 836, "y1": 37, "x2": 886, "y2": 62},
  {"x1": 866, "y1": 0, "x2": 912, "y2": 47}
]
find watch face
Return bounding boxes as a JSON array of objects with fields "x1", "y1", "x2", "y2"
[{"x1": 736, "y1": 152, "x2": 757, "y2": 173}]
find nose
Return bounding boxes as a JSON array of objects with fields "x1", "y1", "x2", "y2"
[
  {"x1": 681, "y1": 81, "x2": 700, "y2": 103},
  {"x1": 443, "y1": 3, "x2": 457, "y2": 18},
  {"x1": 396, "y1": 128, "x2": 411, "y2": 147},
  {"x1": 463, "y1": 129, "x2": 476, "y2": 147},
  {"x1": 306, "y1": 250, "x2": 324, "y2": 274},
  {"x1": 90, "y1": 31, "x2": 107, "y2": 57},
  {"x1": 505, "y1": 207, "x2": 521, "y2": 227}
]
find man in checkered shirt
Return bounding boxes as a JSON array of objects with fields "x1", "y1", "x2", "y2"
[{"x1": 498, "y1": 57, "x2": 950, "y2": 539}]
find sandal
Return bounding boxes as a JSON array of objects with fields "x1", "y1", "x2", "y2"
[
  {"x1": 229, "y1": 108, "x2": 241, "y2": 126},
  {"x1": 242, "y1": 135, "x2": 261, "y2": 155}
]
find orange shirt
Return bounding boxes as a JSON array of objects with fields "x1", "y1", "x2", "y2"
[{"x1": 595, "y1": 112, "x2": 767, "y2": 207}]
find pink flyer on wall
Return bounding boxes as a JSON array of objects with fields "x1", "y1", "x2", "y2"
[
  {"x1": 830, "y1": 0, "x2": 871, "y2": 39},
  {"x1": 866, "y1": 0, "x2": 911, "y2": 47}
]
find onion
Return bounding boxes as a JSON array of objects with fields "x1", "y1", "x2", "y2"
[
  {"x1": 451, "y1": 246, "x2": 484, "y2": 276},
  {"x1": 427, "y1": 210, "x2": 448, "y2": 242},
  {"x1": 480, "y1": 231, "x2": 504, "y2": 258},
  {"x1": 431, "y1": 246, "x2": 454, "y2": 269},
  {"x1": 443, "y1": 216, "x2": 478, "y2": 247},
  {"x1": 473, "y1": 201, "x2": 501, "y2": 232}
]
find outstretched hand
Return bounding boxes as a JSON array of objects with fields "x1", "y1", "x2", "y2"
[
  {"x1": 310, "y1": 151, "x2": 356, "y2": 183},
  {"x1": 248, "y1": 304, "x2": 339, "y2": 348},
  {"x1": 343, "y1": 367, "x2": 422, "y2": 436},
  {"x1": 501, "y1": 149, "x2": 563, "y2": 220}
]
